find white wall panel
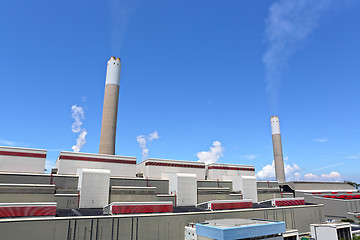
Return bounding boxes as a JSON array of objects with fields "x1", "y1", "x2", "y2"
[
  {"x1": 78, "y1": 168, "x2": 110, "y2": 208},
  {"x1": 169, "y1": 173, "x2": 197, "y2": 206},
  {"x1": 0, "y1": 146, "x2": 46, "y2": 174}
]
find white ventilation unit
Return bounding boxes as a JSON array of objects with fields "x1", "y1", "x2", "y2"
[
  {"x1": 78, "y1": 168, "x2": 110, "y2": 208},
  {"x1": 230, "y1": 175, "x2": 258, "y2": 202},
  {"x1": 168, "y1": 173, "x2": 197, "y2": 206}
]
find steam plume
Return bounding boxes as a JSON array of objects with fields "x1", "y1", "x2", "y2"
[
  {"x1": 71, "y1": 105, "x2": 87, "y2": 152},
  {"x1": 263, "y1": 0, "x2": 333, "y2": 110},
  {"x1": 137, "y1": 131, "x2": 160, "y2": 160}
]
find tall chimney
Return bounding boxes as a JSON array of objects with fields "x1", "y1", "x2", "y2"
[
  {"x1": 270, "y1": 116, "x2": 286, "y2": 183},
  {"x1": 99, "y1": 56, "x2": 121, "y2": 155}
]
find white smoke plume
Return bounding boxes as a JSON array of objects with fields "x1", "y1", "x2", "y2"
[
  {"x1": 137, "y1": 131, "x2": 160, "y2": 160},
  {"x1": 263, "y1": 0, "x2": 333, "y2": 109},
  {"x1": 71, "y1": 105, "x2": 87, "y2": 152},
  {"x1": 197, "y1": 141, "x2": 224, "y2": 165},
  {"x1": 110, "y1": 0, "x2": 144, "y2": 55}
]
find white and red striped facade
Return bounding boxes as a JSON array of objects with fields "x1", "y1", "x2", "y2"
[
  {"x1": 206, "y1": 163, "x2": 255, "y2": 180},
  {"x1": 136, "y1": 158, "x2": 206, "y2": 180},
  {"x1": 0, "y1": 146, "x2": 47, "y2": 174},
  {"x1": 103, "y1": 202, "x2": 173, "y2": 215},
  {"x1": 271, "y1": 198, "x2": 305, "y2": 207},
  {"x1": 197, "y1": 200, "x2": 253, "y2": 211},
  {"x1": 0, "y1": 202, "x2": 56, "y2": 218},
  {"x1": 55, "y1": 151, "x2": 136, "y2": 177}
]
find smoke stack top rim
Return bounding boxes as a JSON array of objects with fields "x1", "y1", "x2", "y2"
[{"x1": 270, "y1": 116, "x2": 280, "y2": 135}]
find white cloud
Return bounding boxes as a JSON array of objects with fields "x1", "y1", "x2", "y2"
[
  {"x1": 137, "y1": 131, "x2": 160, "y2": 160},
  {"x1": 197, "y1": 141, "x2": 224, "y2": 165},
  {"x1": 71, "y1": 105, "x2": 87, "y2": 152},
  {"x1": 321, "y1": 171, "x2": 342, "y2": 180},
  {"x1": 345, "y1": 155, "x2": 360, "y2": 159},
  {"x1": 256, "y1": 162, "x2": 276, "y2": 180},
  {"x1": 304, "y1": 173, "x2": 319, "y2": 180},
  {"x1": 314, "y1": 137, "x2": 328, "y2": 143},
  {"x1": 256, "y1": 160, "x2": 302, "y2": 181},
  {"x1": 263, "y1": 0, "x2": 333, "y2": 108},
  {"x1": 239, "y1": 154, "x2": 259, "y2": 160},
  {"x1": 257, "y1": 159, "x2": 343, "y2": 181}
]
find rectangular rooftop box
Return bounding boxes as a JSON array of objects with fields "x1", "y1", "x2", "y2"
[
  {"x1": 0, "y1": 146, "x2": 47, "y2": 174},
  {"x1": 136, "y1": 158, "x2": 205, "y2": 180},
  {"x1": 271, "y1": 197, "x2": 305, "y2": 207},
  {"x1": 206, "y1": 163, "x2": 255, "y2": 180},
  {"x1": 55, "y1": 151, "x2": 136, "y2": 177},
  {"x1": 103, "y1": 201, "x2": 173, "y2": 215},
  {"x1": 0, "y1": 202, "x2": 56, "y2": 218},
  {"x1": 197, "y1": 200, "x2": 253, "y2": 211}
]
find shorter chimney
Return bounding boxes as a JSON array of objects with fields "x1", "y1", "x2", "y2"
[{"x1": 270, "y1": 116, "x2": 286, "y2": 183}]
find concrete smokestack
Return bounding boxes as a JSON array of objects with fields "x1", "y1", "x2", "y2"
[
  {"x1": 99, "y1": 56, "x2": 121, "y2": 155},
  {"x1": 270, "y1": 116, "x2": 286, "y2": 183}
]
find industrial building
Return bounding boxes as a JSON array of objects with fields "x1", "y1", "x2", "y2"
[{"x1": 0, "y1": 57, "x2": 357, "y2": 240}]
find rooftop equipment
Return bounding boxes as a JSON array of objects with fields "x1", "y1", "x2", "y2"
[
  {"x1": 196, "y1": 200, "x2": 253, "y2": 211},
  {"x1": 311, "y1": 222, "x2": 352, "y2": 240},
  {"x1": 103, "y1": 201, "x2": 173, "y2": 215},
  {"x1": 168, "y1": 173, "x2": 197, "y2": 206},
  {"x1": 78, "y1": 168, "x2": 110, "y2": 208},
  {"x1": 0, "y1": 202, "x2": 56, "y2": 218}
]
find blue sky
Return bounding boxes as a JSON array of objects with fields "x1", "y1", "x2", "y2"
[{"x1": 1, "y1": 0, "x2": 360, "y2": 182}]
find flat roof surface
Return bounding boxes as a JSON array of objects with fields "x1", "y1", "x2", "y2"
[{"x1": 201, "y1": 219, "x2": 274, "y2": 228}]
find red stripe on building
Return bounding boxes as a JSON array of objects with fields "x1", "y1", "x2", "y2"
[
  {"x1": 0, "y1": 206, "x2": 56, "y2": 218},
  {"x1": 274, "y1": 199, "x2": 305, "y2": 206},
  {"x1": 0, "y1": 151, "x2": 46, "y2": 159},
  {"x1": 60, "y1": 155, "x2": 136, "y2": 164},
  {"x1": 207, "y1": 166, "x2": 255, "y2": 171},
  {"x1": 112, "y1": 204, "x2": 173, "y2": 214},
  {"x1": 210, "y1": 202, "x2": 253, "y2": 210},
  {"x1": 145, "y1": 162, "x2": 205, "y2": 169}
]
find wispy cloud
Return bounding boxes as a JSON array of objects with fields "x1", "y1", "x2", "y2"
[
  {"x1": 345, "y1": 155, "x2": 360, "y2": 159},
  {"x1": 71, "y1": 105, "x2": 87, "y2": 152},
  {"x1": 197, "y1": 141, "x2": 224, "y2": 165},
  {"x1": 263, "y1": 0, "x2": 334, "y2": 110},
  {"x1": 0, "y1": 138, "x2": 29, "y2": 147},
  {"x1": 314, "y1": 137, "x2": 328, "y2": 143},
  {"x1": 314, "y1": 162, "x2": 343, "y2": 171},
  {"x1": 137, "y1": 131, "x2": 160, "y2": 160},
  {"x1": 239, "y1": 154, "x2": 259, "y2": 160}
]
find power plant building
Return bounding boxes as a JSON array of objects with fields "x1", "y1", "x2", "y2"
[
  {"x1": 0, "y1": 146, "x2": 46, "y2": 174},
  {"x1": 206, "y1": 163, "x2": 255, "y2": 180},
  {"x1": 136, "y1": 158, "x2": 206, "y2": 180},
  {"x1": 55, "y1": 151, "x2": 136, "y2": 177},
  {"x1": 0, "y1": 56, "x2": 356, "y2": 239}
]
